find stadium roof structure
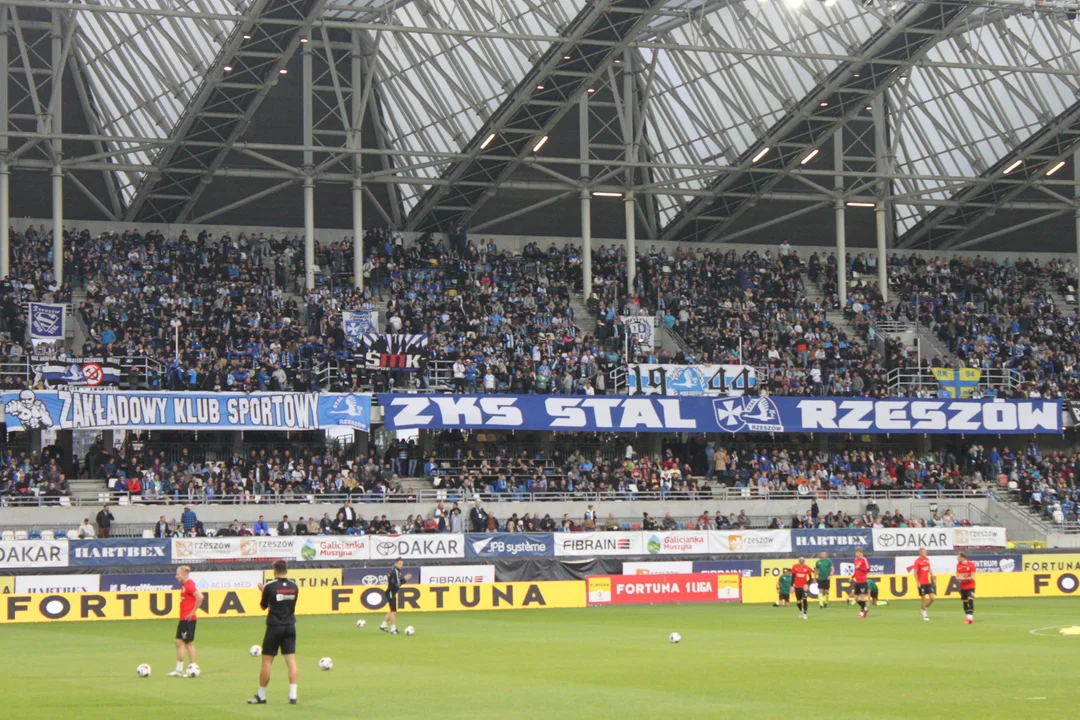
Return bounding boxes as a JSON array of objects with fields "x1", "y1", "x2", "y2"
[{"x1": 4, "y1": 0, "x2": 1080, "y2": 251}]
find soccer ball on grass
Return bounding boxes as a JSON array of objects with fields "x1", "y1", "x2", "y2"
[
  {"x1": 136, "y1": 664, "x2": 151, "y2": 678},
  {"x1": 319, "y1": 657, "x2": 333, "y2": 671},
  {"x1": 186, "y1": 663, "x2": 200, "y2": 678},
  {"x1": 404, "y1": 626, "x2": 415, "y2": 636},
  {"x1": 249, "y1": 645, "x2": 262, "y2": 657},
  {"x1": 356, "y1": 619, "x2": 366, "y2": 628},
  {"x1": 669, "y1": 632, "x2": 681, "y2": 644}
]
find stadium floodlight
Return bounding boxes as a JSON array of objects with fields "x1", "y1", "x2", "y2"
[
  {"x1": 752, "y1": 147, "x2": 770, "y2": 162},
  {"x1": 800, "y1": 149, "x2": 819, "y2": 165},
  {"x1": 224, "y1": 65, "x2": 233, "y2": 72},
  {"x1": 280, "y1": 69, "x2": 288, "y2": 75},
  {"x1": 592, "y1": 191, "x2": 624, "y2": 198},
  {"x1": 1003, "y1": 159, "x2": 1023, "y2": 174},
  {"x1": 532, "y1": 136, "x2": 549, "y2": 152},
  {"x1": 243, "y1": 34, "x2": 252, "y2": 40},
  {"x1": 1046, "y1": 160, "x2": 1066, "y2": 176},
  {"x1": 824, "y1": 0, "x2": 839, "y2": 6},
  {"x1": 481, "y1": 133, "x2": 496, "y2": 149},
  {"x1": 820, "y1": 101, "x2": 829, "y2": 107},
  {"x1": 846, "y1": 202, "x2": 876, "y2": 208}
]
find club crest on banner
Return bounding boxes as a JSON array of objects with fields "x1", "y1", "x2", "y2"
[
  {"x1": 29, "y1": 303, "x2": 66, "y2": 340},
  {"x1": 712, "y1": 396, "x2": 783, "y2": 433}
]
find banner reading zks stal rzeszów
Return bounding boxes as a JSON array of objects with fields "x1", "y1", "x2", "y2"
[{"x1": 377, "y1": 394, "x2": 1061, "y2": 434}]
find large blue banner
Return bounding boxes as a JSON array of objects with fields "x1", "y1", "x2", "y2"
[
  {"x1": 792, "y1": 529, "x2": 873, "y2": 553},
  {"x1": 465, "y1": 533, "x2": 555, "y2": 558},
  {"x1": 692, "y1": 560, "x2": 762, "y2": 577},
  {"x1": 378, "y1": 394, "x2": 1061, "y2": 434},
  {"x1": 2, "y1": 390, "x2": 370, "y2": 432},
  {"x1": 70, "y1": 538, "x2": 172, "y2": 566}
]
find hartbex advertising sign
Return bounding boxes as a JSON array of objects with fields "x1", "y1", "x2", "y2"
[
  {"x1": 465, "y1": 533, "x2": 554, "y2": 558},
  {"x1": 70, "y1": 539, "x2": 171, "y2": 567},
  {"x1": 586, "y1": 573, "x2": 741, "y2": 605},
  {"x1": 792, "y1": 529, "x2": 872, "y2": 553},
  {"x1": 378, "y1": 394, "x2": 1061, "y2": 434}
]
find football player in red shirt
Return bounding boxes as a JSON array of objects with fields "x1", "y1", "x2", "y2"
[
  {"x1": 171, "y1": 565, "x2": 204, "y2": 677},
  {"x1": 956, "y1": 552, "x2": 977, "y2": 624},
  {"x1": 791, "y1": 557, "x2": 814, "y2": 620},
  {"x1": 907, "y1": 547, "x2": 936, "y2": 621},
  {"x1": 851, "y1": 547, "x2": 871, "y2": 618}
]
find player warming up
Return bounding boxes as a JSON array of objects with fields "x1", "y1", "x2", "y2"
[
  {"x1": 791, "y1": 557, "x2": 814, "y2": 619},
  {"x1": 815, "y1": 552, "x2": 833, "y2": 608},
  {"x1": 171, "y1": 566, "x2": 202, "y2": 677},
  {"x1": 907, "y1": 548, "x2": 936, "y2": 621},
  {"x1": 956, "y1": 552, "x2": 977, "y2": 624},
  {"x1": 851, "y1": 547, "x2": 871, "y2": 619},
  {"x1": 380, "y1": 557, "x2": 405, "y2": 635},
  {"x1": 249, "y1": 560, "x2": 300, "y2": 705},
  {"x1": 774, "y1": 568, "x2": 793, "y2": 607}
]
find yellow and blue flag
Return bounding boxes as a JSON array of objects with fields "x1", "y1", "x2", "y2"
[{"x1": 932, "y1": 367, "x2": 981, "y2": 398}]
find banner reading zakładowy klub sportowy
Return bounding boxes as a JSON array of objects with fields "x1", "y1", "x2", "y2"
[
  {"x1": 1, "y1": 390, "x2": 371, "y2": 431},
  {"x1": 378, "y1": 395, "x2": 1060, "y2": 434}
]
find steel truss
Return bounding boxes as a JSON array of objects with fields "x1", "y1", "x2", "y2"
[{"x1": 1, "y1": 0, "x2": 1080, "y2": 249}]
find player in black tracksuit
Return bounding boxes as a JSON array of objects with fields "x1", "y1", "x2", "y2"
[
  {"x1": 380, "y1": 557, "x2": 405, "y2": 635},
  {"x1": 249, "y1": 560, "x2": 300, "y2": 705}
]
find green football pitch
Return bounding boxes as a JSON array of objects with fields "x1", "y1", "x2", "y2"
[{"x1": 2, "y1": 598, "x2": 1078, "y2": 719}]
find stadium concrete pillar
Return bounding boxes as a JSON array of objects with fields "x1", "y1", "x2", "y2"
[
  {"x1": 304, "y1": 178, "x2": 315, "y2": 291},
  {"x1": 351, "y1": 39, "x2": 364, "y2": 291},
  {"x1": 302, "y1": 38, "x2": 315, "y2": 291},
  {"x1": 622, "y1": 47, "x2": 635, "y2": 296},
  {"x1": 352, "y1": 180, "x2": 363, "y2": 290},
  {"x1": 0, "y1": 164, "x2": 8, "y2": 279},
  {"x1": 52, "y1": 166, "x2": 63, "y2": 286},
  {"x1": 0, "y1": 9, "x2": 8, "y2": 280},
  {"x1": 625, "y1": 194, "x2": 636, "y2": 294},
  {"x1": 1075, "y1": 149, "x2": 1080, "y2": 314},
  {"x1": 833, "y1": 128, "x2": 846, "y2": 306},
  {"x1": 579, "y1": 93, "x2": 592, "y2": 299},
  {"x1": 51, "y1": 9, "x2": 63, "y2": 287},
  {"x1": 873, "y1": 101, "x2": 889, "y2": 304},
  {"x1": 876, "y1": 202, "x2": 888, "y2": 303}
]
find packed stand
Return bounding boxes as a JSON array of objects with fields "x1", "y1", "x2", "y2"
[
  {"x1": 69, "y1": 227, "x2": 329, "y2": 392},
  {"x1": 885, "y1": 254, "x2": 1078, "y2": 398}
]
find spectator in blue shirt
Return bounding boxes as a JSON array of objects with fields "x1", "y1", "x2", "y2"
[
  {"x1": 181, "y1": 505, "x2": 197, "y2": 533},
  {"x1": 254, "y1": 515, "x2": 269, "y2": 536}
]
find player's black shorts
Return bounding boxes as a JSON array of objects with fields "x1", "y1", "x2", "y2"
[
  {"x1": 794, "y1": 587, "x2": 807, "y2": 601},
  {"x1": 818, "y1": 578, "x2": 831, "y2": 592},
  {"x1": 386, "y1": 590, "x2": 398, "y2": 612},
  {"x1": 175, "y1": 619, "x2": 197, "y2": 642},
  {"x1": 959, "y1": 588, "x2": 975, "y2": 601},
  {"x1": 852, "y1": 582, "x2": 868, "y2": 596},
  {"x1": 778, "y1": 593, "x2": 790, "y2": 602},
  {"x1": 262, "y1": 624, "x2": 297, "y2": 656},
  {"x1": 918, "y1": 583, "x2": 936, "y2": 597}
]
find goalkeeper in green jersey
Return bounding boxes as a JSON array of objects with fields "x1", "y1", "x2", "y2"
[{"x1": 815, "y1": 552, "x2": 833, "y2": 608}]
